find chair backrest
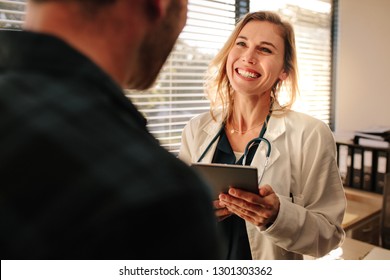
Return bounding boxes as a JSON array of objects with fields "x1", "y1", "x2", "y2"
[{"x1": 381, "y1": 173, "x2": 390, "y2": 249}]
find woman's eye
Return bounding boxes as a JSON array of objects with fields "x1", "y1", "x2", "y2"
[
  {"x1": 260, "y1": 47, "x2": 272, "y2": 54},
  {"x1": 236, "y1": 41, "x2": 246, "y2": 47}
]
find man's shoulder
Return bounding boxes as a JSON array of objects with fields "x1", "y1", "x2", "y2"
[{"x1": 128, "y1": 142, "x2": 212, "y2": 193}]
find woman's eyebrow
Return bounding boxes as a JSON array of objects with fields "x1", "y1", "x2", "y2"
[
  {"x1": 261, "y1": 41, "x2": 277, "y2": 49},
  {"x1": 237, "y1": 35, "x2": 248, "y2": 40},
  {"x1": 237, "y1": 35, "x2": 277, "y2": 49}
]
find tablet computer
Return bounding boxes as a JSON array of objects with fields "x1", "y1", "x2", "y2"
[{"x1": 191, "y1": 163, "x2": 259, "y2": 199}]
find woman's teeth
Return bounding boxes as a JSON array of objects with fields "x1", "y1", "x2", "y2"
[{"x1": 237, "y1": 69, "x2": 260, "y2": 79}]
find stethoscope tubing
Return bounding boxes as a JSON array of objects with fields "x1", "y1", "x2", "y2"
[
  {"x1": 197, "y1": 124, "x2": 226, "y2": 163},
  {"x1": 196, "y1": 115, "x2": 272, "y2": 186}
]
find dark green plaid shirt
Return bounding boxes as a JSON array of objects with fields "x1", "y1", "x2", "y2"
[{"x1": 0, "y1": 30, "x2": 221, "y2": 260}]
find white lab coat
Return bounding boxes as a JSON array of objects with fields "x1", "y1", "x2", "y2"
[{"x1": 179, "y1": 110, "x2": 346, "y2": 260}]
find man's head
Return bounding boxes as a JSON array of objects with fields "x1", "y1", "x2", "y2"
[
  {"x1": 128, "y1": 0, "x2": 188, "y2": 89},
  {"x1": 26, "y1": 0, "x2": 188, "y2": 90}
]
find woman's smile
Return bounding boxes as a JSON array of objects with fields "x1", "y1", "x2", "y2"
[{"x1": 236, "y1": 67, "x2": 261, "y2": 79}]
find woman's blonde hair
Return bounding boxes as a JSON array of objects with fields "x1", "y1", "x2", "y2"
[{"x1": 205, "y1": 11, "x2": 299, "y2": 121}]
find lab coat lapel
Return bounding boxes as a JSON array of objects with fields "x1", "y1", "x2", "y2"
[
  {"x1": 251, "y1": 115, "x2": 285, "y2": 176},
  {"x1": 198, "y1": 121, "x2": 223, "y2": 163}
]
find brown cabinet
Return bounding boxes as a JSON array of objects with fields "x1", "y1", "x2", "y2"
[
  {"x1": 345, "y1": 214, "x2": 380, "y2": 246},
  {"x1": 343, "y1": 187, "x2": 383, "y2": 246}
]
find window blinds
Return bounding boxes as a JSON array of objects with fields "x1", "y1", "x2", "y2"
[{"x1": 0, "y1": 0, "x2": 25, "y2": 30}]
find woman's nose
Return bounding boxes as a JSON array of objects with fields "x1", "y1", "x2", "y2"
[{"x1": 242, "y1": 49, "x2": 257, "y2": 65}]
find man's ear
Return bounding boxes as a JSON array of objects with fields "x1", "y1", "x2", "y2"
[{"x1": 147, "y1": 0, "x2": 170, "y2": 20}]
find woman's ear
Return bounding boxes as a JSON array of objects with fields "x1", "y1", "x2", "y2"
[{"x1": 279, "y1": 69, "x2": 288, "y2": 81}]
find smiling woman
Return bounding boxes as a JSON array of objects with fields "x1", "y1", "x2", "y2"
[
  {"x1": 179, "y1": 10, "x2": 346, "y2": 260},
  {"x1": 226, "y1": 21, "x2": 288, "y2": 104},
  {"x1": 205, "y1": 11, "x2": 298, "y2": 125}
]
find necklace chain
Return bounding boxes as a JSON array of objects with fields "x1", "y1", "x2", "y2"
[{"x1": 229, "y1": 120, "x2": 264, "y2": 135}]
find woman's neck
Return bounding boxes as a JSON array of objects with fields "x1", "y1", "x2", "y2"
[{"x1": 229, "y1": 96, "x2": 271, "y2": 133}]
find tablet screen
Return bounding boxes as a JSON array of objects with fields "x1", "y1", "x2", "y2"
[{"x1": 191, "y1": 163, "x2": 259, "y2": 199}]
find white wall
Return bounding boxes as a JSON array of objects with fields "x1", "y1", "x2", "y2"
[{"x1": 335, "y1": 0, "x2": 390, "y2": 140}]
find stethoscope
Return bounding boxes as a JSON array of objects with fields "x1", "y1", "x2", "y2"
[{"x1": 197, "y1": 114, "x2": 272, "y2": 185}]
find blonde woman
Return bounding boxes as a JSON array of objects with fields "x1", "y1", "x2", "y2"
[{"x1": 179, "y1": 11, "x2": 346, "y2": 260}]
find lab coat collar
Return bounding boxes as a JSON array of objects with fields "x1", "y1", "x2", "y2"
[
  {"x1": 198, "y1": 112, "x2": 286, "y2": 167},
  {"x1": 250, "y1": 114, "x2": 286, "y2": 176},
  {"x1": 198, "y1": 119, "x2": 224, "y2": 163}
]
